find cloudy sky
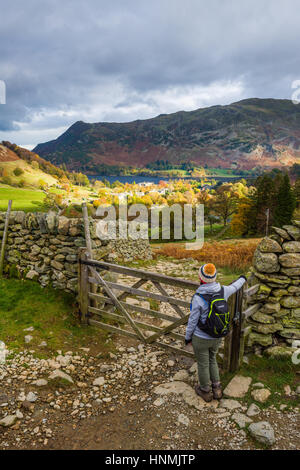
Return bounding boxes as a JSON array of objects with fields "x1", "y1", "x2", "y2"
[{"x1": 0, "y1": 0, "x2": 300, "y2": 149}]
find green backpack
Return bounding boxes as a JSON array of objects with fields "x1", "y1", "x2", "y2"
[{"x1": 195, "y1": 288, "x2": 230, "y2": 338}]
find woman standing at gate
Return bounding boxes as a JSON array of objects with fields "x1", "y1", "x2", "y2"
[{"x1": 185, "y1": 263, "x2": 246, "y2": 403}]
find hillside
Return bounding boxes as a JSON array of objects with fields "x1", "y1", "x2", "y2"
[
  {"x1": 0, "y1": 145, "x2": 19, "y2": 162},
  {"x1": 0, "y1": 142, "x2": 89, "y2": 188},
  {"x1": 33, "y1": 98, "x2": 300, "y2": 174},
  {"x1": 0, "y1": 143, "x2": 58, "y2": 187}
]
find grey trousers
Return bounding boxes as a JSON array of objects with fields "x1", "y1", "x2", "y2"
[{"x1": 192, "y1": 334, "x2": 222, "y2": 389}]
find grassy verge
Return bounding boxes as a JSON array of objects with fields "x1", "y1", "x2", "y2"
[
  {"x1": 150, "y1": 224, "x2": 225, "y2": 244},
  {"x1": 0, "y1": 185, "x2": 94, "y2": 213},
  {"x1": 217, "y1": 266, "x2": 246, "y2": 284},
  {"x1": 221, "y1": 355, "x2": 299, "y2": 410},
  {"x1": 0, "y1": 186, "x2": 47, "y2": 212},
  {"x1": 0, "y1": 278, "x2": 112, "y2": 356},
  {"x1": 204, "y1": 223, "x2": 225, "y2": 239}
]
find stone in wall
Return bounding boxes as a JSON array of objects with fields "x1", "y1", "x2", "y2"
[
  {"x1": 247, "y1": 219, "x2": 300, "y2": 354},
  {"x1": 0, "y1": 211, "x2": 152, "y2": 293}
]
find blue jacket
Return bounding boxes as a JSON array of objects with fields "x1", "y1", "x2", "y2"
[{"x1": 185, "y1": 277, "x2": 246, "y2": 341}]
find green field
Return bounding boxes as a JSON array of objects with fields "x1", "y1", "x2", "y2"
[
  {"x1": 0, "y1": 278, "x2": 110, "y2": 354},
  {"x1": 205, "y1": 167, "x2": 244, "y2": 177},
  {"x1": 136, "y1": 166, "x2": 246, "y2": 179},
  {"x1": 150, "y1": 223, "x2": 225, "y2": 244},
  {"x1": 0, "y1": 186, "x2": 47, "y2": 212}
]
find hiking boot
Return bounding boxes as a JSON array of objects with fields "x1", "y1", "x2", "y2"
[
  {"x1": 195, "y1": 385, "x2": 213, "y2": 403},
  {"x1": 212, "y1": 382, "x2": 223, "y2": 400}
]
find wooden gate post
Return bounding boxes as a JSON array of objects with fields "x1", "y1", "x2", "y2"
[
  {"x1": 238, "y1": 282, "x2": 254, "y2": 368},
  {"x1": 78, "y1": 248, "x2": 89, "y2": 324},
  {"x1": 229, "y1": 286, "x2": 244, "y2": 372},
  {"x1": 223, "y1": 294, "x2": 236, "y2": 372}
]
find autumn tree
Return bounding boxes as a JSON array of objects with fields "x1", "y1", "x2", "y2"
[
  {"x1": 231, "y1": 197, "x2": 257, "y2": 237},
  {"x1": 96, "y1": 189, "x2": 112, "y2": 205},
  {"x1": 166, "y1": 191, "x2": 187, "y2": 206},
  {"x1": 195, "y1": 189, "x2": 217, "y2": 228},
  {"x1": 196, "y1": 189, "x2": 211, "y2": 205},
  {"x1": 212, "y1": 184, "x2": 239, "y2": 226}
]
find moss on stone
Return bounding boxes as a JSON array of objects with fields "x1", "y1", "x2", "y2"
[
  {"x1": 280, "y1": 296, "x2": 300, "y2": 308},
  {"x1": 247, "y1": 332, "x2": 273, "y2": 347},
  {"x1": 251, "y1": 311, "x2": 275, "y2": 324},
  {"x1": 278, "y1": 328, "x2": 300, "y2": 340},
  {"x1": 281, "y1": 317, "x2": 300, "y2": 329},
  {"x1": 251, "y1": 322, "x2": 283, "y2": 334},
  {"x1": 265, "y1": 346, "x2": 296, "y2": 358}
]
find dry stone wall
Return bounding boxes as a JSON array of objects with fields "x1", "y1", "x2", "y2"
[
  {"x1": 0, "y1": 211, "x2": 152, "y2": 293},
  {"x1": 247, "y1": 219, "x2": 300, "y2": 357}
]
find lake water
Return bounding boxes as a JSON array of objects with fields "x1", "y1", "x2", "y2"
[
  {"x1": 88, "y1": 175, "x2": 172, "y2": 184},
  {"x1": 88, "y1": 174, "x2": 245, "y2": 185}
]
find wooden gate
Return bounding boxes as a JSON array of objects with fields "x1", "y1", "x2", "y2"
[{"x1": 78, "y1": 249, "x2": 259, "y2": 371}]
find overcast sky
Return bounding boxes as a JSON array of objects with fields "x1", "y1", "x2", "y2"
[{"x1": 0, "y1": 0, "x2": 300, "y2": 149}]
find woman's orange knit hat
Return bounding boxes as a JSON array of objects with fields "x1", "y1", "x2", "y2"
[{"x1": 199, "y1": 263, "x2": 217, "y2": 283}]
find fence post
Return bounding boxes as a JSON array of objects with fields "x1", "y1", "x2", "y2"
[
  {"x1": 0, "y1": 199, "x2": 12, "y2": 277},
  {"x1": 223, "y1": 294, "x2": 235, "y2": 372},
  {"x1": 78, "y1": 248, "x2": 89, "y2": 325},
  {"x1": 229, "y1": 286, "x2": 244, "y2": 372}
]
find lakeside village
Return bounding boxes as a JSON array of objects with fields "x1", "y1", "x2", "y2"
[
  {"x1": 48, "y1": 170, "x2": 300, "y2": 242},
  {"x1": 0, "y1": 142, "x2": 299, "y2": 240}
]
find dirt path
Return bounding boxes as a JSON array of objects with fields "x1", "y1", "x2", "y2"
[
  {"x1": 0, "y1": 338, "x2": 299, "y2": 450},
  {"x1": 0, "y1": 259, "x2": 299, "y2": 450},
  {"x1": 46, "y1": 403, "x2": 299, "y2": 451}
]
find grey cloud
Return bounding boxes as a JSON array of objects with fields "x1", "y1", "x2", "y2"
[{"x1": 0, "y1": 0, "x2": 300, "y2": 146}]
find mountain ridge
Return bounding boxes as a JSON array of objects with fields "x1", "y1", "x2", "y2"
[{"x1": 33, "y1": 98, "x2": 300, "y2": 173}]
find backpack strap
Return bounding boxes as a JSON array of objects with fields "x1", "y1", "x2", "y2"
[
  {"x1": 194, "y1": 292, "x2": 210, "y2": 305},
  {"x1": 195, "y1": 287, "x2": 224, "y2": 303}
]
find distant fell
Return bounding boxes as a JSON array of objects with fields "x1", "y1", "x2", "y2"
[{"x1": 33, "y1": 98, "x2": 300, "y2": 174}]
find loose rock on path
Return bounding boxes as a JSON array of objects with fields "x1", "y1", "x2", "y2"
[{"x1": 0, "y1": 341, "x2": 299, "y2": 450}]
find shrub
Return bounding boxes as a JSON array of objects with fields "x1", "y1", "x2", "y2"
[
  {"x1": 2, "y1": 175, "x2": 12, "y2": 185},
  {"x1": 43, "y1": 192, "x2": 57, "y2": 210},
  {"x1": 13, "y1": 167, "x2": 24, "y2": 177},
  {"x1": 31, "y1": 161, "x2": 39, "y2": 170},
  {"x1": 38, "y1": 179, "x2": 47, "y2": 189}
]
